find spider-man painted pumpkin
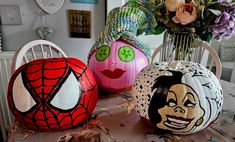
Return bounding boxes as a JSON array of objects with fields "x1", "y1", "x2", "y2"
[
  {"x1": 88, "y1": 40, "x2": 148, "y2": 93},
  {"x1": 8, "y1": 58, "x2": 98, "y2": 131},
  {"x1": 132, "y1": 61, "x2": 223, "y2": 134}
]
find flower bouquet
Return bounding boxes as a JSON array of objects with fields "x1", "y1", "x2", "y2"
[
  {"x1": 153, "y1": 0, "x2": 235, "y2": 60},
  {"x1": 155, "y1": 0, "x2": 235, "y2": 41}
]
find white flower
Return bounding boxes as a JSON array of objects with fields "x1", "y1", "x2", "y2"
[{"x1": 165, "y1": 0, "x2": 185, "y2": 12}]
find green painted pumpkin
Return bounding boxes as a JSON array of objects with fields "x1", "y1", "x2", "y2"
[{"x1": 132, "y1": 61, "x2": 223, "y2": 134}]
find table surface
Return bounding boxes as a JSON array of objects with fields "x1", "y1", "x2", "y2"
[{"x1": 7, "y1": 80, "x2": 235, "y2": 142}]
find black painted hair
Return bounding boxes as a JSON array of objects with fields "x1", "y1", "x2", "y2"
[{"x1": 148, "y1": 70, "x2": 183, "y2": 129}]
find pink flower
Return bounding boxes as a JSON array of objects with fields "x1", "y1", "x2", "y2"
[
  {"x1": 172, "y1": 3, "x2": 197, "y2": 25},
  {"x1": 165, "y1": 0, "x2": 185, "y2": 12}
]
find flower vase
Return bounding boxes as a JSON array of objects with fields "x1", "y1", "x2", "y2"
[{"x1": 161, "y1": 31, "x2": 202, "y2": 62}]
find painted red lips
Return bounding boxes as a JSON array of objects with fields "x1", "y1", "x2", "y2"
[{"x1": 101, "y1": 68, "x2": 125, "y2": 79}]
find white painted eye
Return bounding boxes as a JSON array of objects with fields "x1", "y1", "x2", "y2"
[
  {"x1": 13, "y1": 73, "x2": 36, "y2": 112},
  {"x1": 50, "y1": 72, "x2": 81, "y2": 110}
]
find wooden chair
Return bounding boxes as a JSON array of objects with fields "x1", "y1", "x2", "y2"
[
  {"x1": 230, "y1": 62, "x2": 235, "y2": 83},
  {"x1": 11, "y1": 39, "x2": 67, "y2": 74},
  {"x1": 151, "y1": 41, "x2": 222, "y2": 79}
]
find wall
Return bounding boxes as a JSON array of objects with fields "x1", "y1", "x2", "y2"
[
  {"x1": 106, "y1": 0, "x2": 129, "y2": 15},
  {"x1": 0, "y1": 0, "x2": 105, "y2": 63}
]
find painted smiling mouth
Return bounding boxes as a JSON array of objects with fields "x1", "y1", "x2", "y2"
[
  {"x1": 101, "y1": 68, "x2": 125, "y2": 79},
  {"x1": 164, "y1": 115, "x2": 194, "y2": 130}
]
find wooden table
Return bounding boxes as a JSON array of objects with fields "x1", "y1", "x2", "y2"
[{"x1": 7, "y1": 80, "x2": 235, "y2": 142}]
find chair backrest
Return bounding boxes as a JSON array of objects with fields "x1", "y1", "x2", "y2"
[
  {"x1": 11, "y1": 40, "x2": 67, "y2": 73},
  {"x1": 230, "y1": 62, "x2": 235, "y2": 83},
  {"x1": 151, "y1": 41, "x2": 222, "y2": 79}
]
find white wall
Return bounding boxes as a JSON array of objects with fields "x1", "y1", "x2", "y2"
[
  {"x1": 106, "y1": 0, "x2": 128, "y2": 15},
  {"x1": 0, "y1": 0, "x2": 105, "y2": 63}
]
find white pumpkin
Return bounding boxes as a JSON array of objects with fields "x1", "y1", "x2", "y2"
[{"x1": 132, "y1": 61, "x2": 223, "y2": 134}]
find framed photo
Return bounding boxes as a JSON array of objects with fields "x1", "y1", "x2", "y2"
[
  {"x1": 71, "y1": 0, "x2": 97, "y2": 4},
  {"x1": 67, "y1": 10, "x2": 91, "y2": 38},
  {"x1": 0, "y1": 5, "x2": 23, "y2": 25}
]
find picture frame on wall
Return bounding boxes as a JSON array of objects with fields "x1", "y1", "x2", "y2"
[
  {"x1": 0, "y1": 5, "x2": 23, "y2": 25},
  {"x1": 71, "y1": 0, "x2": 97, "y2": 4},
  {"x1": 67, "y1": 10, "x2": 91, "y2": 38}
]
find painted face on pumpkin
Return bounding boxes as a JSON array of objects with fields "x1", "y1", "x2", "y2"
[
  {"x1": 157, "y1": 84, "x2": 205, "y2": 133},
  {"x1": 96, "y1": 45, "x2": 135, "y2": 79},
  {"x1": 89, "y1": 41, "x2": 148, "y2": 93},
  {"x1": 8, "y1": 58, "x2": 98, "y2": 131}
]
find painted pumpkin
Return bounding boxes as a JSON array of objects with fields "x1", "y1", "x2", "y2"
[
  {"x1": 132, "y1": 61, "x2": 223, "y2": 134},
  {"x1": 88, "y1": 40, "x2": 148, "y2": 93},
  {"x1": 8, "y1": 58, "x2": 98, "y2": 131}
]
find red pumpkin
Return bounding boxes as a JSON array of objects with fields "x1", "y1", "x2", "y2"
[{"x1": 8, "y1": 58, "x2": 98, "y2": 131}]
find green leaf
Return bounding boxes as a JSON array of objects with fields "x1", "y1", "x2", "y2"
[
  {"x1": 209, "y1": 9, "x2": 221, "y2": 16},
  {"x1": 206, "y1": 2, "x2": 222, "y2": 10},
  {"x1": 201, "y1": 6, "x2": 205, "y2": 19},
  {"x1": 201, "y1": 0, "x2": 205, "y2": 5},
  {"x1": 192, "y1": 0, "x2": 201, "y2": 6},
  {"x1": 199, "y1": 33, "x2": 212, "y2": 43},
  {"x1": 154, "y1": 26, "x2": 165, "y2": 35}
]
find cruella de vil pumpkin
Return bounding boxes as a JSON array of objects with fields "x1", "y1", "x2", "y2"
[{"x1": 132, "y1": 61, "x2": 223, "y2": 134}]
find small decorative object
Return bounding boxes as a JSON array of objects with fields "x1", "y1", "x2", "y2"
[
  {"x1": 36, "y1": 14, "x2": 54, "y2": 40},
  {"x1": 132, "y1": 61, "x2": 223, "y2": 134},
  {"x1": 67, "y1": 10, "x2": 91, "y2": 38},
  {"x1": 35, "y1": 0, "x2": 65, "y2": 15},
  {"x1": 71, "y1": 0, "x2": 97, "y2": 4},
  {"x1": 36, "y1": 26, "x2": 54, "y2": 40},
  {"x1": 0, "y1": 5, "x2": 23, "y2": 25},
  {"x1": 36, "y1": 13, "x2": 54, "y2": 40},
  {"x1": 8, "y1": 58, "x2": 98, "y2": 131},
  {"x1": 88, "y1": 40, "x2": 148, "y2": 93}
]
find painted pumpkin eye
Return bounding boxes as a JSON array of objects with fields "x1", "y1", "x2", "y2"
[
  {"x1": 184, "y1": 93, "x2": 196, "y2": 108},
  {"x1": 184, "y1": 100, "x2": 196, "y2": 108},
  {"x1": 167, "y1": 99, "x2": 177, "y2": 107},
  {"x1": 118, "y1": 46, "x2": 135, "y2": 62},
  {"x1": 13, "y1": 73, "x2": 36, "y2": 112},
  {"x1": 96, "y1": 45, "x2": 110, "y2": 61},
  {"x1": 166, "y1": 91, "x2": 177, "y2": 107},
  {"x1": 50, "y1": 72, "x2": 81, "y2": 110}
]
